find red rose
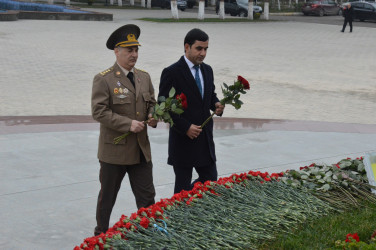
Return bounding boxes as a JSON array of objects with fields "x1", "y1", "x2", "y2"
[
  {"x1": 140, "y1": 217, "x2": 150, "y2": 229},
  {"x1": 237, "y1": 75, "x2": 250, "y2": 90},
  {"x1": 176, "y1": 93, "x2": 188, "y2": 109}
]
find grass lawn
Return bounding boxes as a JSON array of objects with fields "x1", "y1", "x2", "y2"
[{"x1": 260, "y1": 202, "x2": 376, "y2": 249}]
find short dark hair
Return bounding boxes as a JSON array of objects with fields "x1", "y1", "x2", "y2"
[{"x1": 184, "y1": 28, "x2": 209, "y2": 47}]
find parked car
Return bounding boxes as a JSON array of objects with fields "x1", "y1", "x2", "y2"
[
  {"x1": 302, "y1": 0, "x2": 342, "y2": 16},
  {"x1": 186, "y1": 0, "x2": 208, "y2": 8},
  {"x1": 187, "y1": 0, "x2": 196, "y2": 8},
  {"x1": 151, "y1": 0, "x2": 187, "y2": 11},
  {"x1": 346, "y1": 1, "x2": 376, "y2": 21},
  {"x1": 215, "y1": 0, "x2": 263, "y2": 17}
]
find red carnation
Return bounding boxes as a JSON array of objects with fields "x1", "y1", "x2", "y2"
[
  {"x1": 345, "y1": 233, "x2": 360, "y2": 243},
  {"x1": 140, "y1": 217, "x2": 150, "y2": 229},
  {"x1": 130, "y1": 213, "x2": 138, "y2": 220},
  {"x1": 238, "y1": 75, "x2": 250, "y2": 90}
]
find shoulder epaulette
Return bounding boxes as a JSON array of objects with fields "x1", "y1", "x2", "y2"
[
  {"x1": 136, "y1": 68, "x2": 148, "y2": 74},
  {"x1": 100, "y1": 67, "x2": 114, "y2": 76}
]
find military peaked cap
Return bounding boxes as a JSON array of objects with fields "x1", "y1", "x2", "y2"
[{"x1": 106, "y1": 24, "x2": 141, "y2": 50}]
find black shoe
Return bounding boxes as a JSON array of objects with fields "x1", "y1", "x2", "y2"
[
  {"x1": 341, "y1": 30, "x2": 344, "y2": 32},
  {"x1": 350, "y1": 30, "x2": 352, "y2": 33}
]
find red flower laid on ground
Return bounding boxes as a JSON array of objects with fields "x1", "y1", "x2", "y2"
[
  {"x1": 346, "y1": 233, "x2": 360, "y2": 243},
  {"x1": 140, "y1": 217, "x2": 150, "y2": 229}
]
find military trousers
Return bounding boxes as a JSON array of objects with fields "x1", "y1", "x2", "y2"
[{"x1": 94, "y1": 159, "x2": 155, "y2": 236}]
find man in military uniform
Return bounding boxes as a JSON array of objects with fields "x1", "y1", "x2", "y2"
[{"x1": 91, "y1": 24, "x2": 157, "y2": 236}]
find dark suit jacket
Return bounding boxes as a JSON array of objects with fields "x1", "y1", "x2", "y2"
[
  {"x1": 343, "y1": 7, "x2": 354, "y2": 20},
  {"x1": 159, "y1": 56, "x2": 220, "y2": 167}
]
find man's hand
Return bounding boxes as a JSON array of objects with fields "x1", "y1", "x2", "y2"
[
  {"x1": 147, "y1": 114, "x2": 158, "y2": 128},
  {"x1": 215, "y1": 102, "x2": 225, "y2": 116},
  {"x1": 130, "y1": 120, "x2": 145, "y2": 133},
  {"x1": 186, "y1": 124, "x2": 202, "y2": 140}
]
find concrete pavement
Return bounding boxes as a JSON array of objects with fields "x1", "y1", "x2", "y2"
[{"x1": 1, "y1": 7, "x2": 376, "y2": 250}]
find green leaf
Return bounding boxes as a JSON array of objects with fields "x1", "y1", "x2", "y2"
[
  {"x1": 163, "y1": 112, "x2": 170, "y2": 121},
  {"x1": 325, "y1": 171, "x2": 333, "y2": 177},
  {"x1": 321, "y1": 184, "x2": 331, "y2": 191},
  {"x1": 301, "y1": 175, "x2": 308, "y2": 180},
  {"x1": 159, "y1": 102, "x2": 166, "y2": 110},
  {"x1": 174, "y1": 108, "x2": 184, "y2": 115},
  {"x1": 341, "y1": 180, "x2": 349, "y2": 187},
  {"x1": 156, "y1": 108, "x2": 164, "y2": 116},
  {"x1": 357, "y1": 163, "x2": 365, "y2": 172},
  {"x1": 223, "y1": 82, "x2": 228, "y2": 89},
  {"x1": 169, "y1": 87, "x2": 176, "y2": 98},
  {"x1": 166, "y1": 98, "x2": 172, "y2": 106},
  {"x1": 339, "y1": 161, "x2": 352, "y2": 169},
  {"x1": 158, "y1": 96, "x2": 166, "y2": 103},
  {"x1": 171, "y1": 103, "x2": 177, "y2": 112},
  {"x1": 304, "y1": 182, "x2": 318, "y2": 189},
  {"x1": 323, "y1": 176, "x2": 332, "y2": 183}
]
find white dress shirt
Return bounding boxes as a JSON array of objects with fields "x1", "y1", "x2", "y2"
[{"x1": 184, "y1": 55, "x2": 204, "y2": 95}]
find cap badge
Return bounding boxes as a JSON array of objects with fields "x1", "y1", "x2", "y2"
[{"x1": 127, "y1": 34, "x2": 137, "y2": 42}]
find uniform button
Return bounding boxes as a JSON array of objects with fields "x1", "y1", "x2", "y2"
[{"x1": 136, "y1": 112, "x2": 140, "y2": 116}]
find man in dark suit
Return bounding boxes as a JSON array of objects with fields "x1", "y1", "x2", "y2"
[
  {"x1": 158, "y1": 28, "x2": 225, "y2": 194},
  {"x1": 341, "y1": 3, "x2": 354, "y2": 32}
]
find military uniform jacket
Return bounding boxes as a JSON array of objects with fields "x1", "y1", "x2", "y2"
[{"x1": 92, "y1": 63, "x2": 156, "y2": 165}]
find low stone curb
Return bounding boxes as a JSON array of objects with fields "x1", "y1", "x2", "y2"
[{"x1": 270, "y1": 12, "x2": 302, "y2": 16}]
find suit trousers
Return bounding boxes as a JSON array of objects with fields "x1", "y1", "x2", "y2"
[
  {"x1": 173, "y1": 162, "x2": 218, "y2": 194},
  {"x1": 94, "y1": 159, "x2": 155, "y2": 235},
  {"x1": 342, "y1": 18, "x2": 353, "y2": 32}
]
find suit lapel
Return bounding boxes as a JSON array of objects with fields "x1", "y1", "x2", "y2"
[{"x1": 113, "y1": 63, "x2": 136, "y2": 94}]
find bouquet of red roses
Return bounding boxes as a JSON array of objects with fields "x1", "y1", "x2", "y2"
[
  {"x1": 114, "y1": 87, "x2": 186, "y2": 144},
  {"x1": 152, "y1": 87, "x2": 187, "y2": 127},
  {"x1": 201, "y1": 75, "x2": 250, "y2": 128}
]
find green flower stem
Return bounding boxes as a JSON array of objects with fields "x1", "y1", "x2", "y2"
[
  {"x1": 113, "y1": 120, "x2": 148, "y2": 145},
  {"x1": 200, "y1": 112, "x2": 215, "y2": 129}
]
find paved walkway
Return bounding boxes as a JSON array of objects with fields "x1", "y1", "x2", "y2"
[{"x1": 1, "y1": 7, "x2": 376, "y2": 250}]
